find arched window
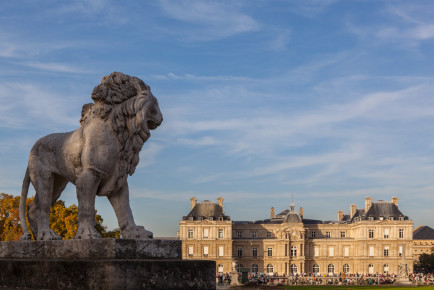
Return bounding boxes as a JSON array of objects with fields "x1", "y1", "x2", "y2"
[
  {"x1": 218, "y1": 264, "x2": 224, "y2": 273},
  {"x1": 328, "y1": 264, "x2": 334, "y2": 274},
  {"x1": 343, "y1": 264, "x2": 350, "y2": 273},
  {"x1": 383, "y1": 264, "x2": 389, "y2": 273},
  {"x1": 290, "y1": 264, "x2": 298, "y2": 274},
  {"x1": 313, "y1": 264, "x2": 320, "y2": 274},
  {"x1": 252, "y1": 264, "x2": 258, "y2": 273},
  {"x1": 236, "y1": 264, "x2": 243, "y2": 272},
  {"x1": 266, "y1": 264, "x2": 274, "y2": 273},
  {"x1": 368, "y1": 264, "x2": 374, "y2": 274}
]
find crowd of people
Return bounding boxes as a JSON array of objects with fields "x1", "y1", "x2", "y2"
[{"x1": 216, "y1": 271, "x2": 434, "y2": 286}]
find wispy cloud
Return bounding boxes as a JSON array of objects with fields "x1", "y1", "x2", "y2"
[
  {"x1": 0, "y1": 82, "x2": 80, "y2": 129},
  {"x1": 158, "y1": 0, "x2": 260, "y2": 41},
  {"x1": 151, "y1": 72, "x2": 252, "y2": 81}
]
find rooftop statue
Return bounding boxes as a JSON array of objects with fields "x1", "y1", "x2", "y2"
[{"x1": 19, "y1": 72, "x2": 163, "y2": 240}]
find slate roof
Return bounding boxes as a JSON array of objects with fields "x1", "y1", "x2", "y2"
[
  {"x1": 363, "y1": 201, "x2": 406, "y2": 220},
  {"x1": 182, "y1": 200, "x2": 230, "y2": 221},
  {"x1": 413, "y1": 226, "x2": 434, "y2": 240}
]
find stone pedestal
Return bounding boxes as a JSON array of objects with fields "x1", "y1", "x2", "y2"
[
  {"x1": 229, "y1": 270, "x2": 239, "y2": 286},
  {"x1": 0, "y1": 239, "x2": 215, "y2": 289}
]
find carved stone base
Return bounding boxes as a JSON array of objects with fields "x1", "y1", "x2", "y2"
[
  {"x1": 393, "y1": 278, "x2": 416, "y2": 287},
  {"x1": 0, "y1": 239, "x2": 215, "y2": 290}
]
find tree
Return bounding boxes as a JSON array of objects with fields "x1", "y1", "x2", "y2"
[
  {"x1": 415, "y1": 252, "x2": 434, "y2": 273},
  {"x1": 0, "y1": 193, "x2": 118, "y2": 240}
]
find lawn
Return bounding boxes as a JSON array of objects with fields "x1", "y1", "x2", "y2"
[{"x1": 280, "y1": 287, "x2": 434, "y2": 290}]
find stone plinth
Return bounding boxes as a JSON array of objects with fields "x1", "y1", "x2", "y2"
[{"x1": 0, "y1": 239, "x2": 215, "y2": 290}]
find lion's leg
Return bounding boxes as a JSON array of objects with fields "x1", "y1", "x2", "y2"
[
  {"x1": 29, "y1": 172, "x2": 61, "y2": 241},
  {"x1": 75, "y1": 170, "x2": 102, "y2": 239},
  {"x1": 51, "y1": 174, "x2": 68, "y2": 203},
  {"x1": 108, "y1": 183, "x2": 152, "y2": 239}
]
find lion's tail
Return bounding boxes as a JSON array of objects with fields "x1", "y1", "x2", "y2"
[{"x1": 19, "y1": 167, "x2": 32, "y2": 240}]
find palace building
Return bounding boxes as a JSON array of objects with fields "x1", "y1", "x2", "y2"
[{"x1": 179, "y1": 196, "x2": 428, "y2": 276}]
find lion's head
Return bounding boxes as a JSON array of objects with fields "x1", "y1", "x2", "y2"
[{"x1": 83, "y1": 72, "x2": 163, "y2": 188}]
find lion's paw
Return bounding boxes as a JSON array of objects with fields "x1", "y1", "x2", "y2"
[
  {"x1": 121, "y1": 226, "x2": 152, "y2": 239},
  {"x1": 19, "y1": 233, "x2": 33, "y2": 241},
  {"x1": 37, "y1": 229, "x2": 62, "y2": 241},
  {"x1": 75, "y1": 225, "x2": 102, "y2": 239},
  {"x1": 136, "y1": 226, "x2": 153, "y2": 239}
]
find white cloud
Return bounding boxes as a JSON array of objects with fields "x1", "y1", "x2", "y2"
[{"x1": 158, "y1": 0, "x2": 260, "y2": 41}]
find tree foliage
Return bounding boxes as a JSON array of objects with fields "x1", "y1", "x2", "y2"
[
  {"x1": 0, "y1": 193, "x2": 120, "y2": 241},
  {"x1": 415, "y1": 252, "x2": 434, "y2": 273}
]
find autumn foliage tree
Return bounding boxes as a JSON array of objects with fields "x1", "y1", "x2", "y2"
[{"x1": 0, "y1": 193, "x2": 119, "y2": 240}]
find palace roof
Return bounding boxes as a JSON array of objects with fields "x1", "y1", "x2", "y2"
[{"x1": 413, "y1": 226, "x2": 434, "y2": 240}]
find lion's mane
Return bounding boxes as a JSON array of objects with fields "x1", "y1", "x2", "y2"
[{"x1": 82, "y1": 72, "x2": 153, "y2": 189}]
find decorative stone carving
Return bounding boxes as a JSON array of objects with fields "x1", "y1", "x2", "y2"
[{"x1": 19, "y1": 72, "x2": 163, "y2": 241}]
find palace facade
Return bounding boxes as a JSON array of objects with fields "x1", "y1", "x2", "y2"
[{"x1": 179, "y1": 196, "x2": 428, "y2": 276}]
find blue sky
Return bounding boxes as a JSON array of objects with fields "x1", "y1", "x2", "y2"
[{"x1": 1, "y1": 0, "x2": 434, "y2": 236}]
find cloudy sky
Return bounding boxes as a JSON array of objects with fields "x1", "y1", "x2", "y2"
[{"x1": 1, "y1": 0, "x2": 434, "y2": 236}]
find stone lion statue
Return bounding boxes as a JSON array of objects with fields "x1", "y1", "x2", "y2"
[{"x1": 19, "y1": 72, "x2": 163, "y2": 241}]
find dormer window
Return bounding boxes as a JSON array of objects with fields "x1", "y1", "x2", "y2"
[
  {"x1": 379, "y1": 216, "x2": 384, "y2": 220},
  {"x1": 389, "y1": 217, "x2": 394, "y2": 221},
  {"x1": 208, "y1": 216, "x2": 213, "y2": 221},
  {"x1": 218, "y1": 217, "x2": 223, "y2": 221},
  {"x1": 368, "y1": 217, "x2": 374, "y2": 221},
  {"x1": 188, "y1": 217, "x2": 193, "y2": 221},
  {"x1": 198, "y1": 217, "x2": 203, "y2": 221},
  {"x1": 399, "y1": 216, "x2": 404, "y2": 221}
]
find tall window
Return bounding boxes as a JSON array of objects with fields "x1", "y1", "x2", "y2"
[
  {"x1": 237, "y1": 247, "x2": 242, "y2": 257},
  {"x1": 399, "y1": 246, "x2": 403, "y2": 257},
  {"x1": 384, "y1": 264, "x2": 389, "y2": 273},
  {"x1": 328, "y1": 264, "x2": 334, "y2": 274},
  {"x1": 252, "y1": 247, "x2": 257, "y2": 257},
  {"x1": 384, "y1": 228, "x2": 389, "y2": 238},
  {"x1": 203, "y1": 228, "x2": 208, "y2": 238},
  {"x1": 313, "y1": 264, "x2": 320, "y2": 273},
  {"x1": 236, "y1": 264, "x2": 243, "y2": 272},
  {"x1": 203, "y1": 246, "x2": 209, "y2": 257},
  {"x1": 252, "y1": 264, "x2": 258, "y2": 273},
  {"x1": 218, "y1": 246, "x2": 224, "y2": 257},
  {"x1": 290, "y1": 264, "x2": 298, "y2": 274},
  {"x1": 188, "y1": 246, "x2": 193, "y2": 257},
  {"x1": 237, "y1": 231, "x2": 242, "y2": 238},
  {"x1": 343, "y1": 264, "x2": 350, "y2": 273},
  {"x1": 218, "y1": 229, "x2": 224, "y2": 239},
  {"x1": 384, "y1": 246, "x2": 389, "y2": 257},
  {"x1": 326, "y1": 231, "x2": 331, "y2": 238},
  {"x1": 344, "y1": 247, "x2": 349, "y2": 257},
  {"x1": 368, "y1": 264, "x2": 374, "y2": 274},
  {"x1": 369, "y1": 246, "x2": 374, "y2": 256},
  {"x1": 314, "y1": 247, "x2": 319, "y2": 257},
  {"x1": 268, "y1": 247, "x2": 273, "y2": 257},
  {"x1": 369, "y1": 229, "x2": 374, "y2": 239},
  {"x1": 328, "y1": 247, "x2": 334, "y2": 257},
  {"x1": 188, "y1": 229, "x2": 194, "y2": 239},
  {"x1": 311, "y1": 231, "x2": 316, "y2": 238},
  {"x1": 266, "y1": 264, "x2": 274, "y2": 273},
  {"x1": 290, "y1": 246, "x2": 297, "y2": 257},
  {"x1": 399, "y1": 229, "x2": 404, "y2": 239},
  {"x1": 218, "y1": 264, "x2": 224, "y2": 273},
  {"x1": 252, "y1": 231, "x2": 257, "y2": 238},
  {"x1": 341, "y1": 231, "x2": 346, "y2": 238}
]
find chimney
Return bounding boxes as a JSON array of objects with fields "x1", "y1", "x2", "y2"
[
  {"x1": 338, "y1": 210, "x2": 343, "y2": 221},
  {"x1": 299, "y1": 207, "x2": 304, "y2": 219},
  {"x1": 217, "y1": 196, "x2": 224, "y2": 213},
  {"x1": 190, "y1": 197, "x2": 197, "y2": 210},
  {"x1": 270, "y1": 207, "x2": 275, "y2": 219},
  {"x1": 350, "y1": 204, "x2": 357, "y2": 218},
  {"x1": 365, "y1": 196, "x2": 372, "y2": 212},
  {"x1": 391, "y1": 197, "x2": 399, "y2": 207}
]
